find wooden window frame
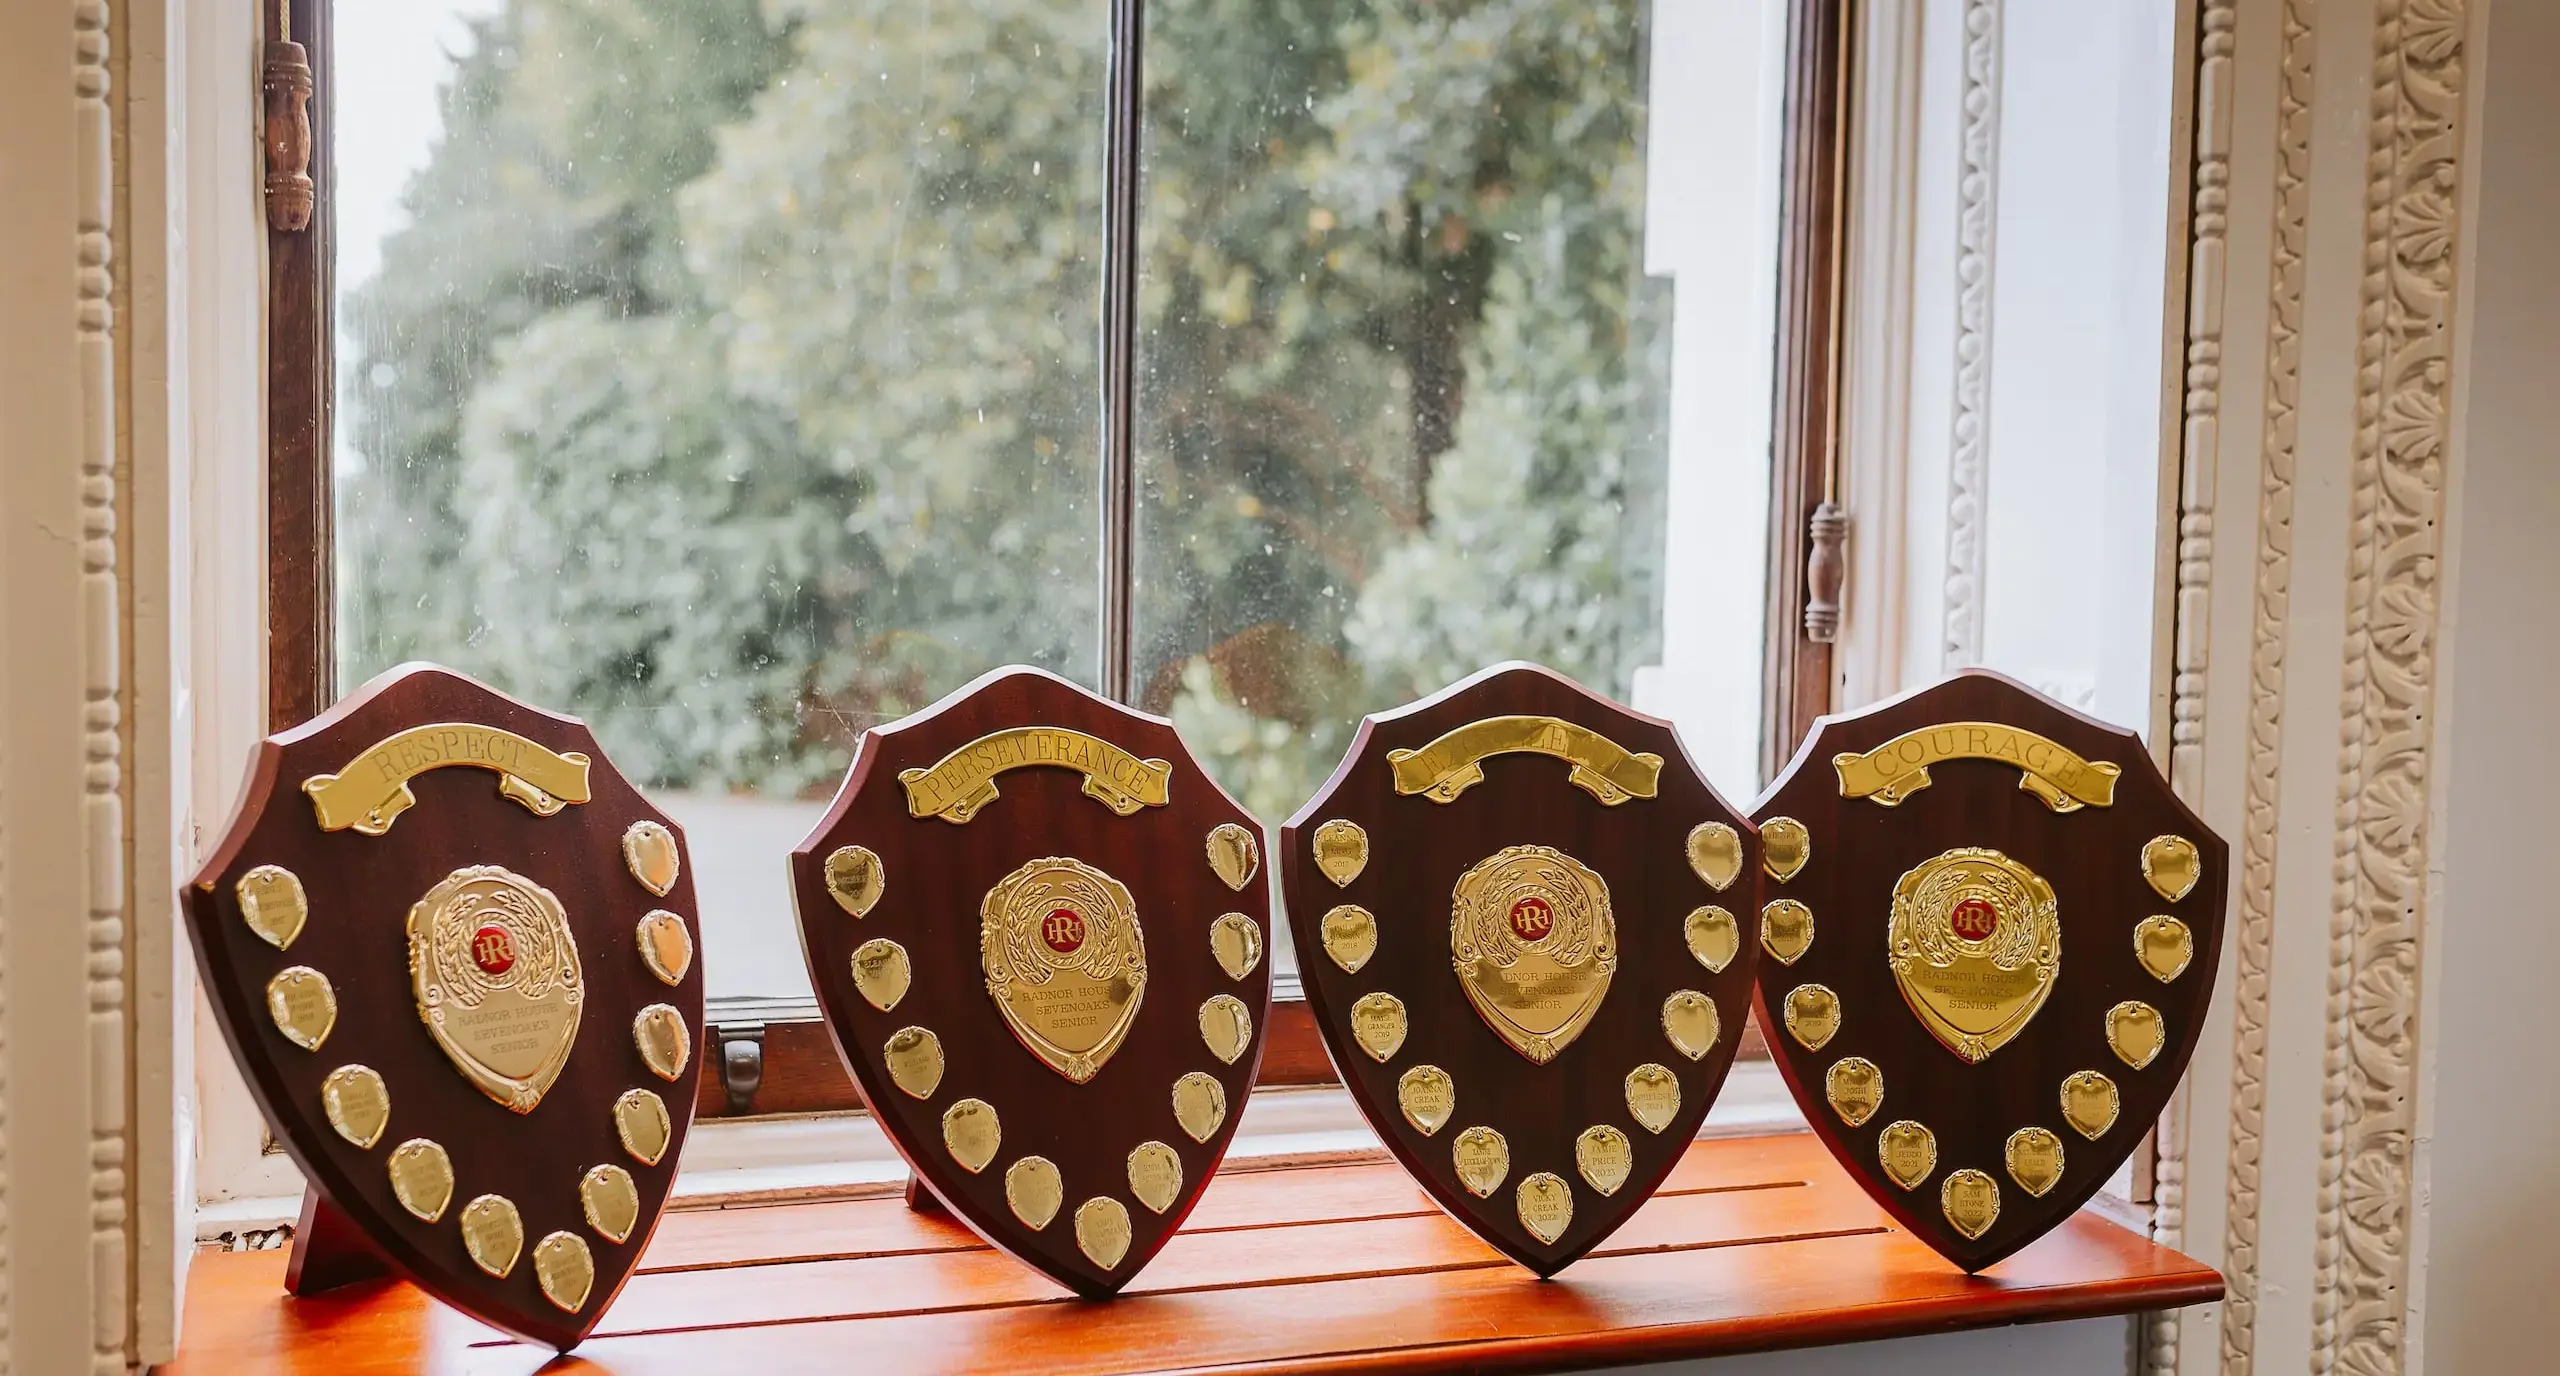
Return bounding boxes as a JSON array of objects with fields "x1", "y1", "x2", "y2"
[{"x1": 262, "y1": 0, "x2": 1849, "y2": 1118}]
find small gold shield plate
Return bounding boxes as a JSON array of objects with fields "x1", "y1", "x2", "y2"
[
  {"x1": 850, "y1": 938, "x2": 912, "y2": 1011},
  {"x1": 1783, "y1": 983, "x2": 1841, "y2": 1051},
  {"x1": 2006, "y1": 1126, "x2": 2065, "y2": 1197},
  {"x1": 2141, "y1": 834, "x2": 2201, "y2": 901},
  {"x1": 408, "y1": 865, "x2": 583, "y2": 1113},
  {"x1": 1761, "y1": 899, "x2": 1814, "y2": 965},
  {"x1": 387, "y1": 1139, "x2": 454, "y2": 1222},
  {"x1": 237, "y1": 864, "x2": 308, "y2": 950},
  {"x1": 614, "y1": 1088, "x2": 671, "y2": 1166},
  {"x1": 1941, "y1": 1169, "x2": 2001, "y2": 1240},
  {"x1": 1624, "y1": 1063, "x2": 1681, "y2": 1133},
  {"x1": 1575, "y1": 1125, "x2": 1633, "y2": 1196},
  {"x1": 1198, "y1": 994, "x2": 1252, "y2": 1065},
  {"x1": 1452, "y1": 1126, "x2": 1510, "y2": 1197},
  {"x1": 1887, "y1": 848, "x2": 2059, "y2": 1063},
  {"x1": 633, "y1": 1003, "x2": 692, "y2": 1082},
  {"x1": 2134, "y1": 915, "x2": 2193, "y2": 982},
  {"x1": 1321, "y1": 904, "x2": 1378, "y2": 973},
  {"x1": 1759, "y1": 816, "x2": 1811, "y2": 882},
  {"x1": 1311, "y1": 819, "x2": 1369, "y2": 886},
  {"x1": 1075, "y1": 1197, "x2": 1133, "y2": 1270},
  {"x1": 267, "y1": 966, "x2": 337, "y2": 1051},
  {"x1": 1683, "y1": 905, "x2": 1739, "y2": 973},
  {"x1": 980, "y1": 856, "x2": 1147, "y2": 1084},
  {"x1": 635, "y1": 910, "x2": 693, "y2": 986},
  {"x1": 1398, "y1": 1065, "x2": 1455, "y2": 1136},
  {"x1": 1006, "y1": 1156, "x2": 1063, "y2": 1229},
  {"x1": 2106, "y1": 1000, "x2": 2166, "y2": 1069},
  {"x1": 1205, "y1": 823, "x2": 1260, "y2": 891},
  {"x1": 622, "y1": 821, "x2": 681, "y2": 897},
  {"x1": 534, "y1": 1232, "x2": 594, "y2": 1313},
  {"x1": 2061, "y1": 1070, "x2": 2120, "y2": 1139},
  {"x1": 1516, "y1": 1172, "x2": 1574, "y2": 1245},
  {"x1": 581, "y1": 1164, "x2": 640, "y2": 1244},
  {"x1": 1172, "y1": 1072, "x2": 1227, "y2": 1142},
  {"x1": 1685, "y1": 822, "x2": 1742, "y2": 891},
  {"x1": 1450, "y1": 845, "x2": 1616, "y2": 1065},
  {"x1": 323, "y1": 1066, "x2": 389, "y2": 1148},
  {"x1": 1126, "y1": 1141, "x2": 1183, "y2": 1213},
  {"x1": 1662, "y1": 990, "x2": 1719, "y2": 1060},
  {"x1": 1208, "y1": 913, "x2": 1263, "y2": 981},
  {"x1": 825, "y1": 844, "x2": 884, "y2": 917},
  {"x1": 1825, "y1": 1056, "x2": 1883, "y2": 1127},
  {"x1": 1878, "y1": 1120, "x2": 1937, "y2": 1190},
  {"x1": 1350, "y1": 992, "x2": 1408, "y2": 1062}
]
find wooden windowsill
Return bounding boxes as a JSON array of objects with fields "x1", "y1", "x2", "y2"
[{"x1": 163, "y1": 1132, "x2": 2219, "y2": 1375}]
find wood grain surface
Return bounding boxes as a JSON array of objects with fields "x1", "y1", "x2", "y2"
[
  {"x1": 163, "y1": 1132, "x2": 2222, "y2": 1375},
  {"x1": 1749, "y1": 669, "x2": 2229, "y2": 1270},
  {"x1": 181, "y1": 664, "x2": 707, "y2": 1350},
  {"x1": 789, "y1": 666, "x2": 1273, "y2": 1297},
  {"x1": 1278, "y1": 664, "x2": 1763, "y2": 1275}
]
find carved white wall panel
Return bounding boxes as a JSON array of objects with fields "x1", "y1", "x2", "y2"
[{"x1": 1939, "y1": 0, "x2": 2002, "y2": 671}]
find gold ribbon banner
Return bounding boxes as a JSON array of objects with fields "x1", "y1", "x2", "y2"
[
  {"x1": 898, "y1": 726, "x2": 1172, "y2": 824},
  {"x1": 302, "y1": 723, "x2": 593, "y2": 836},
  {"x1": 1832, "y1": 721, "x2": 2119, "y2": 813},
  {"x1": 1388, "y1": 715, "x2": 1663, "y2": 807}
]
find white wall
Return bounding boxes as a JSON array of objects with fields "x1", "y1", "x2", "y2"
[{"x1": 2411, "y1": 0, "x2": 2560, "y2": 1366}]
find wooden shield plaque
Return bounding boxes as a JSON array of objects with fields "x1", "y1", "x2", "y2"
[
  {"x1": 181, "y1": 665, "x2": 703, "y2": 1350},
  {"x1": 1280, "y1": 663, "x2": 1760, "y2": 1275},
  {"x1": 791, "y1": 667, "x2": 1272, "y2": 1296},
  {"x1": 1751, "y1": 670, "x2": 2226, "y2": 1270}
]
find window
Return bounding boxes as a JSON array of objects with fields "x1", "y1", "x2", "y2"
[{"x1": 271, "y1": 0, "x2": 1823, "y2": 1119}]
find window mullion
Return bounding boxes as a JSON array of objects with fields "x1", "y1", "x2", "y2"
[{"x1": 1098, "y1": 0, "x2": 1147, "y2": 703}]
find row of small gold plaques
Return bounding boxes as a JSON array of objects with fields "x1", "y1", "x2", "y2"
[
  {"x1": 1759, "y1": 816, "x2": 1810, "y2": 883},
  {"x1": 1684, "y1": 906, "x2": 1738, "y2": 973},
  {"x1": 1762, "y1": 899, "x2": 1813, "y2": 965},
  {"x1": 623, "y1": 820, "x2": 682, "y2": 897}
]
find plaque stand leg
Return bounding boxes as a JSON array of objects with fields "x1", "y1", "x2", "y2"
[
  {"x1": 902, "y1": 1175, "x2": 951, "y2": 1217},
  {"x1": 284, "y1": 1185, "x2": 391, "y2": 1296}
]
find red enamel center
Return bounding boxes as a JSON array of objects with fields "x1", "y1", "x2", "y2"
[
  {"x1": 471, "y1": 923, "x2": 518, "y2": 976},
  {"x1": 1948, "y1": 897, "x2": 1999, "y2": 942},
  {"x1": 1042, "y1": 907, "x2": 1088, "y2": 955},
  {"x1": 1509, "y1": 896, "x2": 1555, "y2": 942}
]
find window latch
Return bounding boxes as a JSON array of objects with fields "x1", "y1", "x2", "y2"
[
  {"x1": 713, "y1": 1023, "x2": 766, "y2": 1116},
  {"x1": 1804, "y1": 499, "x2": 1847, "y2": 644}
]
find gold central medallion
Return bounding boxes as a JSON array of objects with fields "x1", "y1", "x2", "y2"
[
  {"x1": 1450, "y1": 845, "x2": 1616, "y2": 1065},
  {"x1": 980, "y1": 856, "x2": 1147, "y2": 1084},
  {"x1": 408, "y1": 865, "x2": 583, "y2": 1113},
  {"x1": 1887, "y1": 847, "x2": 2060, "y2": 1063}
]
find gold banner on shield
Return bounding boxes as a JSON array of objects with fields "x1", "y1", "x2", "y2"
[
  {"x1": 899, "y1": 727, "x2": 1173, "y2": 824},
  {"x1": 1832, "y1": 722, "x2": 2119, "y2": 813},
  {"x1": 1388, "y1": 716, "x2": 1662, "y2": 807},
  {"x1": 303, "y1": 723, "x2": 593, "y2": 836}
]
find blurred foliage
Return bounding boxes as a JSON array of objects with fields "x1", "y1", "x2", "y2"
[{"x1": 339, "y1": 0, "x2": 1667, "y2": 813}]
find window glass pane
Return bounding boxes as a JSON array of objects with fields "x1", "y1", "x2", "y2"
[
  {"x1": 332, "y1": 0, "x2": 1110, "y2": 1005},
  {"x1": 1132, "y1": 1, "x2": 1784, "y2": 857}
]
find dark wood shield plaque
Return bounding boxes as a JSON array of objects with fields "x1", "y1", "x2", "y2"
[
  {"x1": 1279, "y1": 663, "x2": 1761, "y2": 1275},
  {"x1": 791, "y1": 667, "x2": 1273, "y2": 1297},
  {"x1": 1751, "y1": 670, "x2": 2227, "y2": 1271},
  {"x1": 181, "y1": 665, "x2": 704, "y2": 1350}
]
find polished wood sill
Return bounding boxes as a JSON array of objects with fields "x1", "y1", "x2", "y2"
[{"x1": 162, "y1": 1132, "x2": 2219, "y2": 1375}]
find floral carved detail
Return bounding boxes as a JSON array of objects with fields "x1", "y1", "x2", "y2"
[
  {"x1": 2147, "y1": 5, "x2": 2238, "y2": 1373},
  {"x1": 2311, "y1": 4, "x2": 2467, "y2": 1375},
  {"x1": 1940, "y1": 0, "x2": 2002, "y2": 670},
  {"x1": 2222, "y1": 3, "x2": 2316, "y2": 1374}
]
